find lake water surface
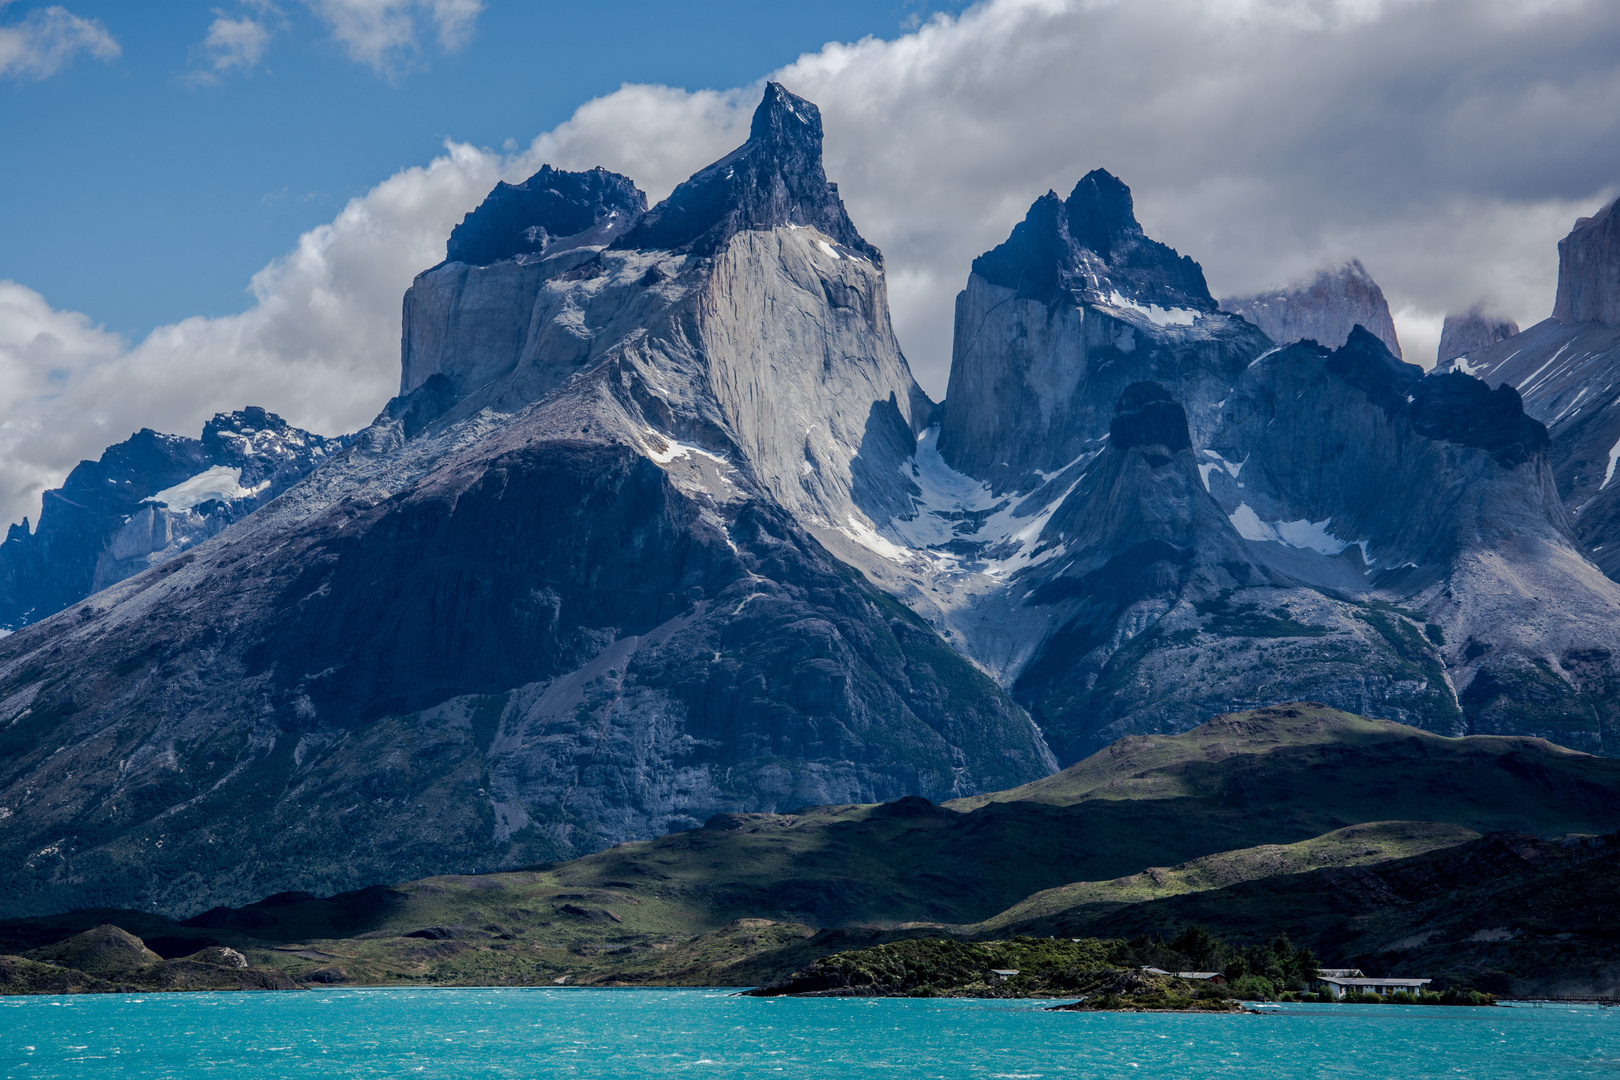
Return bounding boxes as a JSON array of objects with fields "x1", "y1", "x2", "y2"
[{"x1": 1, "y1": 989, "x2": 1614, "y2": 1079}]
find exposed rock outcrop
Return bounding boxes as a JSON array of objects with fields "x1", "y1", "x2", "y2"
[
  {"x1": 445, "y1": 165, "x2": 646, "y2": 268},
  {"x1": 1436, "y1": 199, "x2": 1620, "y2": 581},
  {"x1": 1221, "y1": 259, "x2": 1403, "y2": 358}
]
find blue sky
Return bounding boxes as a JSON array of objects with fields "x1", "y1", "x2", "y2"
[{"x1": 1, "y1": 1, "x2": 969, "y2": 339}]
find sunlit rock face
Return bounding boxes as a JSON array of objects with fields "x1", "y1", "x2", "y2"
[{"x1": 1221, "y1": 259, "x2": 1403, "y2": 359}]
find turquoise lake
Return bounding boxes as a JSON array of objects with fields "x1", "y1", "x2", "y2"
[{"x1": 1, "y1": 990, "x2": 1614, "y2": 1079}]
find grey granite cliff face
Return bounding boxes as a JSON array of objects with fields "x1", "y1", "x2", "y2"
[
  {"x1": 0, "y1": 85, "x2": 1049, "y2": 918},
  {"x1": 1554, "y1": 197, "x2": 1620, "y2": 326},
  {"x1": 1221, "y1": 259, "x2": 1403, "y2": 359},
  {"x1": 0, "y1": 409, "x2": 341, "y2": 632},
  {"x1": 934, "y1": 173, "x2": 1269, "y2": 494},
  {"x1": 1438, "y1": 307, "x2": 1519, "y2": 366},
  {"x1": 998, "y1": 329, "x2": 1618, "y2": 762}
]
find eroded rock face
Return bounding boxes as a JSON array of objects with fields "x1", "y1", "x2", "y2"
[
  {"x1": 1438, "y1": 308, "x2": 1519, "y2": 366},
  {"x1": 1554, "y1": 197, "x2": 1620, "y2": 326},
  {"x1": 1221, "y1": 259, "x2": 1403, "y2": 359},
  {"x1": 0, "y1": 409, "x2": 342, "y2": 631}
]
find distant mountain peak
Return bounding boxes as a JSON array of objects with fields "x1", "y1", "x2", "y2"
[
  {"x1": 1222, "y1": 260, "x2": 1403, "y2": 358},
  {"x1": 971, "y1": 170, "x2": 1215, "y2": 311},
  {"x1": 611, "y1": 82, "x2": 879, "y2": 260},
  {"x1": 1437, "y1": 306, "x2": 1519, "y2": 367},
  {"x1": 446, "y1": 165, "x2": 646, "y2": 267}
]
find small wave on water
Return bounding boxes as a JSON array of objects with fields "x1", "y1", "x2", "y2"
[{"x1": 0, "y1": 990, "x2": 1614, "y2": 1079}]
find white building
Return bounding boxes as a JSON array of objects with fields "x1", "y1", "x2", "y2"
[{"x1": 1318, "y1": 976, "x2": 1432, "y2": 999}]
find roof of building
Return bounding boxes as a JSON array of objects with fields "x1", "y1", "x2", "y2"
[
  {"x1": 989, "y1": 969, "x2": 1019, "y2": 976},
  {"x1": 1177, "y1": 972, "x2": 1223, "y2": 981},
  {"x1": 1320, "y1": 977, "x2": 1432, "y2": 987},
  {"x1": 1317, "y1": 968, "x2": 1365, "y2": 978}
]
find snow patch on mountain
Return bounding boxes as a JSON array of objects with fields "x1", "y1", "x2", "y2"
[
  {"x1": 1227, "y1": 502, "x2": 1351, "y2": 556},
  {"x1": 1104, "y1": 290, "x2": 1200, "y2": 327},
  {"x1": 145, "y1": 466, "x2": 267, "y2": 511}
]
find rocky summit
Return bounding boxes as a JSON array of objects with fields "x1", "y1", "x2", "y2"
[
  {"x1": 3, "y1": 85, "x2": 1620, "y2": 920},
  {"x1": 1438, "y1": 307, "x2": 1519, "y2": 366}
]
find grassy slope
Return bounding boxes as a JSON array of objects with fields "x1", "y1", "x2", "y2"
[
  {"x1": 3, "y1": 703, "x2": 1617, "y2": 989},
  {"x1": 968, "y1": 820, "x2": 1479, "y2": 933}
]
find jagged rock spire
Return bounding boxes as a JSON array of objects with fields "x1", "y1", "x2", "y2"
[
  {"x1": 612, "y1": 82, "x2": 880, "y2": 260},
  {"x1": 970, "y1": 168, "x2": 1215, "y2": 310}
]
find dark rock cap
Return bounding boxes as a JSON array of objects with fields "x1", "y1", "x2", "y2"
[
  {"x1": 611, "y1": 82, "x2": 880, "y2": 260},
  {"x1": 1324, "y1": 324, "x2": 1423, "y2": 414},
  {"x1": 1409, "y1": 372, "x2": 1549, "y2": 469},
  {"x1": 1323, "y1": 327, "x2": 1548, "y2": 468},
  {"x1": 1110, "y1": 381, "x2": 1193, "y2": 452},
  {"x1": 446, "y1": 165, "x2": 647, "y2": 267},
  {"x1": 971, "y1": 168, "x2": 1215, "y2": 311}
]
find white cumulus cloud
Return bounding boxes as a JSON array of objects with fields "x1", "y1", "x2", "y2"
[
  {"x1": 0, "y1": 2, "x2": 118, "y2": 80},
  {"x1": 0, "y1": 142, "x2": 511, "y2": 529}
]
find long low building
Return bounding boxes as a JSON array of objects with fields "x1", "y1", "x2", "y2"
[{"x1": 1319, "y1": 976, "x2": 1432, "y2": 999}]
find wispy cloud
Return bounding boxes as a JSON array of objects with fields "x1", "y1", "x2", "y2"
[
  {"x1": 203, "y1": 11, "x2": 272, "y2": 72},
  {"x1": 0, "y1": 3, "x2": 119, "y2": 80},
  {"x1": 305, "y1": 0, "x2": 483, "y2": 73}
]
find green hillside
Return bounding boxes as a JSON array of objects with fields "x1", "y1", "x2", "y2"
[{"x1": 4, "y1": 704, "x2": 1617, "y2": 992}]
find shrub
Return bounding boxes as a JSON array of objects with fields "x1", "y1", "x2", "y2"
[
  {"x1": 1390, "y1": 991, "x2": 1415, "y2": 1004},
  {"x1": 1230, "y1": 974, "x2": 1278, "y2": 1000}
]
